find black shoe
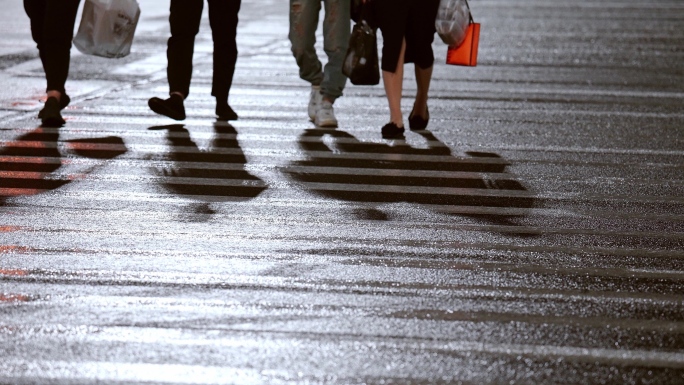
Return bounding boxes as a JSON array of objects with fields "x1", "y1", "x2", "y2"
[
  {"x1": 60, "y1": 94, "x2": 71, "y2": 110},
  {"x1": 148, "y1": 94, "x2": 186, "y2": 120},
  {"x1": 216, "y1": 103, "x2": 238, "y2": 121},
  {"x1": 38, "y1": 94, "x2": 70, "y2": 117},
  {"x1": 38, "y1": 93, "x2": 70, "y2": 118},
  {"x1": 381, "y1": 122, "x2": 405, "y2": 138},
  {"x1": 408, "y1": 105, "x2": 429, "y2": 130},
  {"x1": 38, "y1": 97, "x2": 65, "y2": 127}
]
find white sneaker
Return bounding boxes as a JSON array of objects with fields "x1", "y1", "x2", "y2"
[
  {"x1": 308, "y1": 85, "x2": 322, "y2": 121},
  {"x1": 315, "y1": 100, "x2": 338, "y2": 127}
]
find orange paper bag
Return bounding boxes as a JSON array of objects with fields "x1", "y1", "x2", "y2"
[{"x1": 446, "y1": 23, "x2": 480, "y2": 67}]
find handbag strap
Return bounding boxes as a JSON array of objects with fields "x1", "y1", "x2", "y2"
[
  {"x1": 464, "y1": 0, "x2": 474, "y2": 23},
  {"x1": 361, "y1": 1, "x2": 369, "y2": 22}
]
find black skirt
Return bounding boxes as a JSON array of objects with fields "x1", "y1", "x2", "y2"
[{"x1": 371, "y1": 0, "x2": 440, "y2": 73}]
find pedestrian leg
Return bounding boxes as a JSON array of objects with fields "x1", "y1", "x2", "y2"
[
  {"x1": 380, "y1": 38, "x2": 407, "y2": 138},
  {"x1": 289, "y1": 0, "x2": 324, "y2": 85},
  {"x1": 23, "y1": 0, "x2": 80, "y2": 126},
  {"x1": 408, "y1": 64, "x2": 432, "y2": 130},
  {"x1": 149, "y1": 0, "x2": 203, "y2": 121},
  {"x1": 208, "y1": 0, "x2": 242, "y2": 120},
  {"x1": 320, "y1": 0, "x2": 350, "y2": 103},
  {"x1": 167, "y1": 0, "x2": 204, "y2": 98}
]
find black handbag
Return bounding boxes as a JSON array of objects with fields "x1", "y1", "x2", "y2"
[{"x1": 342, "y1": 4, "x2": 379, "y2": 86}]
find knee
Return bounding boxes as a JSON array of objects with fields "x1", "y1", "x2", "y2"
[
  {"x1": 219, "y1": 43, "x2": 238, "y2": 58},
  {"x1": 290, "y1": 48, "x2": 307, "y2": 65},
  {"x1": 42, "y1": 34, "x2": 74, "y2": 51},
  {"x1": 289, "y1": 37, "x2": 309, "y2": 60},
  {"x1": 415, "y1": 48, "x2": 435, "y2": 69},
  {"x1": 409, "y1": 39, "x2": 435, "y2": 69},
  {"x1": 170, "y1": 23, "x2": 200, "y2": 40}
]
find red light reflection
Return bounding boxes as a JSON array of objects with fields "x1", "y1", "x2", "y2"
[{"x1": 0, "y1": 269, "x2": 29, "y2": 276}]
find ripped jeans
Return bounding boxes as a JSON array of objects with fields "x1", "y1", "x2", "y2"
[{"x1": 289, "y1": 0, "x2": 350, "y2": 102}]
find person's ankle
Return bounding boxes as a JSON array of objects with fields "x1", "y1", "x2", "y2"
[
  {"x1": 47, "y1": 90, "x2": 62, "y2": 102},
  {"x1": 216, "y1": 101, "x2": 238, "y2": 121},
  {"x1": 390, "y1": 115, "x2": 404, "y2": 128},
  {"x1": 412, "y1": 100, "x2": 428, "y2": 118}
]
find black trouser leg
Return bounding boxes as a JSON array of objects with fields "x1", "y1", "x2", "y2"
[
  {"x1": 208, "y1": 0, "x2": 242, "y2": 101},
  {"x1": 23, "y1": 0, "x2": 81, "y2": 94},
  {"x1": 168, "y1": 0, "x2": 204, "y2": 97}
]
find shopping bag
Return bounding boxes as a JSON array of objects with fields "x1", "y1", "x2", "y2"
[
  {"x1": 435, "y1": 0, "x2": 470, "y2": 47},
  {"x1": 73, "y1": 0, "x2": 141, "y2": 58},
  {"x1": 446, "y1": 22, "x2": 480, "y2": 66},
  {"x1": 342, "y1": 19, "x2": 380, "y2": 85}
]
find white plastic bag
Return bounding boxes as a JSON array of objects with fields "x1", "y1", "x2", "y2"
[
  {"x1": 73, "y1": 0, "x2": 141, "y2": 58},
  {"x1": 435, "y1": 0, "x2": 471, "y2": 47}
]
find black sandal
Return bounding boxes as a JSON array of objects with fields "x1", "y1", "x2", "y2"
[
  {"x1": 381, "y1": 122, "x2": 405, "y2": 138},
  {"x1": 408, "y1": 105, "x2": 429, "y2": 130}
]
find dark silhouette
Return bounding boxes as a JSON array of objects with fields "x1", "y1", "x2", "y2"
[
  {"x1": 0, "y1": 128, "x2": 126, "y2": 206},
  {"x1": 289, "y1": 0, "x2": 350, "y2": 127},
  {"x1": 148, "y1": 123, "x2": 266, "y2": 217},
  {"x1": 23, "y1": 0, "x2": 81, "y2": 126},
  {"x1": 148, "y1": 0, "x2": 242, "y2": 121},
  {"x1": 366, "y1": 0, "x2": 441, "y2": 137},
  {"x1": 284, "y1": 128, "x2": 535, "y2": 227}
]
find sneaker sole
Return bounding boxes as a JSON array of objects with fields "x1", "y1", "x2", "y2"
[{"x1": 315, "y1": 119, "x2": 338, "y2": 128}]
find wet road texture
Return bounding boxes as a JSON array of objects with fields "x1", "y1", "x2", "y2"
[{"x1": 0, "y1": 0, "x2": 683, "y2": 384}]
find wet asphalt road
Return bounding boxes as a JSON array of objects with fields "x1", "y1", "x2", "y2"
[{"x1": 1, "y1": 0, "x2": 683, "y2": 384}]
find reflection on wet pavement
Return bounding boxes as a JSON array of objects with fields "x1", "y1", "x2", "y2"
[
  {"x1": 0, "y1": 128, "x2": 69, "y2": 205},
  {"x1": 148, "y1": 123, "x2": 266, "y2": 217},
  {"x1": 0, "y1": 293, "x2": 31, "y2": 303},
  {"x1": 0, "y1": 128, "x2": 127, "y2": 206},
  {"x1": 1, "y1": 0, "x2": 683, "y2": 383},
  {"x1": 286, "y1": 128, "x2": 535, "y2": 226}
]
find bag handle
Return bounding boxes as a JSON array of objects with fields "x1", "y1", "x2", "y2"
[
  {"x1": 464, "y1": 0, "x2": 474, "y2": 23},
  {"x1": 361, "y1": 0, "x2": 372, "y2": 24}
]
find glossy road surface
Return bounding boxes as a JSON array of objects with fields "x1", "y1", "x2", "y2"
[{"x1": 0, "y1": 0, "x2": 683, "y2": 384}]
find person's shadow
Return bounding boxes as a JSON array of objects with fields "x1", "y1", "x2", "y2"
[
  {"x1": 284, "y1": 128, "x2": 536, "y2": 229},
  {"x1": 0, "y1": 127, "x2": 127, "y2": 206},
  {"x1": 147, "y1": 123, "x2": 266, "y2": 220}
]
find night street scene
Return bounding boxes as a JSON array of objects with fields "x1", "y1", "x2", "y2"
[{"x1": 0, "y1": 0, "x2": 682, "y2": 384}]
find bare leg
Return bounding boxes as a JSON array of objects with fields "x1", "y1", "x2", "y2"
[
  {"x1": 382, "y1": 38, "x2": 406, "y2": 127},
  {"x1": 46, "y1": 90, "x2": 62, "y2": 102},
  {"x1": 413, "y1": 64, "x2": 433, "y2": 118}
]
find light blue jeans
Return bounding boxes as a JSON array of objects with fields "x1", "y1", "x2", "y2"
[{"x1": 289, "y1": 0, "x2": 350, "y2": 102}]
